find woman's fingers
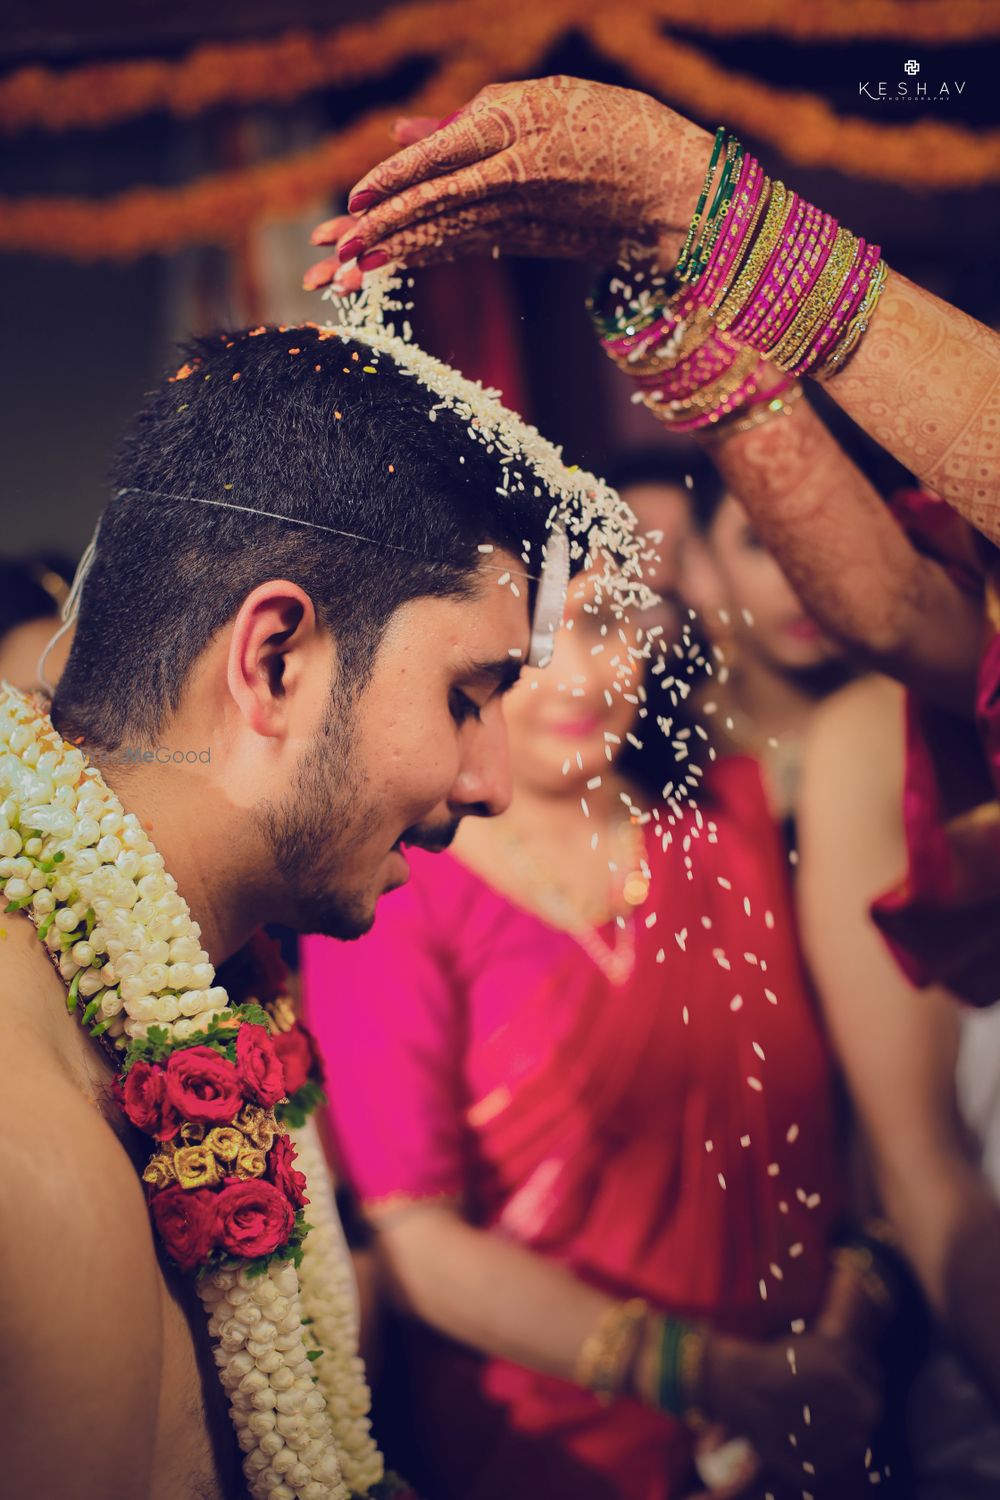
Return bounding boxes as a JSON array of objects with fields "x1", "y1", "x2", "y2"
[
  {"x1": 390, "y1": 114, "x2": 448, "y2": 146},
  {"x1": 310, "y1": 212, "x2": 357, "y2": 247},
  {"x1": 348, "y1": 206, "x2": 602, "y2": 279},
  {"x1": 337, "y1": 151, "x2": 527, "y2": 262},
  {"x1": 346, "y1": 105, "x2": 512, "y2": 213},
  {"x1": 303, "y1": 253, "x2": 352, "y2": 292}
]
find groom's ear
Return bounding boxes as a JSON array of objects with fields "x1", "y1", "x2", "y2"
[{"x1": 226, "y1": 580, "x2": 332, "y2": 737}]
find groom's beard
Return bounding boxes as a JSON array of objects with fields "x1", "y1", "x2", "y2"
[{"x1": 257, "y1": 691, "x2": 381, "y2": 941}]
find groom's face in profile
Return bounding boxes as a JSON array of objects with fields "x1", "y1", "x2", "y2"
[{"x1": 260, "y1": 554, "x2": 530, "y2": 939}]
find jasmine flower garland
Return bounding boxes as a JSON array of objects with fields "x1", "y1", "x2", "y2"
[{"x1": 0, "y1": 683, "x2": 379, "y2": 1500}]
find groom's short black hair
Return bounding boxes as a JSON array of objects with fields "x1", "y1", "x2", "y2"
[{"x1": 54, "y1": 325, "x2": 550, "y2": 749}]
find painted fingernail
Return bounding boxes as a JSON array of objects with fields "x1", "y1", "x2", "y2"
[
  {"x1": 438, "y1": 110, "x2": 462, "y2": 129},
  {"x1": 358, "y1": 249, "x2": 389, "y2": 272},
  {"x1": 337, "y1": 237, "x2": 364, "y2": 263},
  {"x1": 347, "y1": 189, "x2": 379, "y2": 214}
]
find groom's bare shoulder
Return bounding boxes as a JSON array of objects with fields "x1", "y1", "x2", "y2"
[{"x1": 0, "y1": 915, "x2": 162, "y2": 1498}]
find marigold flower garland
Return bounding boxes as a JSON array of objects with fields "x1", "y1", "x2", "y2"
[
  {"x1": 1, "y1": 0, "x2": 995, "y2": 262},
  {"x1": 0, "y1": 682, "x2": 388, "y2": 1500}
]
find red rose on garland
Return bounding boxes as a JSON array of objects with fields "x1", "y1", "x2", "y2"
[
  {"x1": 151, "y1": 1185, "x2": 220, "y2": 1271},
  {"x1": 165, "y1": 1046, "x2": 244, "y2": 1124},
  {"x1": 268, "y1": 1133, "x2": 309, "y2": 1210},
  {"x1": 272, "y1": 1023, "x2": 318, "y2": 1098},
  {"x1": 236, "y1": 1023, "x2": 285, "y2": 1107},
  {"x1": 217, "y1": 1177, "x2": 295, "y2": 1259},
  {"x1": 118, "y1": 1059, "x2": 179, "y2": 1140}
]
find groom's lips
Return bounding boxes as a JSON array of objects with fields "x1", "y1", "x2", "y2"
[{"x1": 392, "y1": 825, "x2": 459, "y2": 856}]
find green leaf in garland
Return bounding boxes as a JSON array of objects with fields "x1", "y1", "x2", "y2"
[
  {"x1": 276, "y1": 1079, "x2": 327, "y2": 1129},
  {"x1": 66, "y1": 968, "x2": 82, "y2": 1012}
]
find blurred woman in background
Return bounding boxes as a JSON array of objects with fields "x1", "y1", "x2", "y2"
[
  {"x1": 303, "y1": 556, "x2": 885, "y2": 1499},
  {"x1": 0, "y1": 554, "x2": 74, "y2": 690}
]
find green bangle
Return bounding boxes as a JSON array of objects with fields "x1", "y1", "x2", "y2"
[
  {"x1": 675, "y1": 126, "x2": 726, "y2": 279},
  {"x1": 586, "y1": 265, "x2": 671, "y2": 342},
  {"x1": 692, "y1": 148, "x2": 743, "y2": 282},
  {"x1": 679, "y1": 140, "x2": 742, "y2": 285},
  {"x1": 656, "y1": 1316, "x2": 686, "y2": 1415}
]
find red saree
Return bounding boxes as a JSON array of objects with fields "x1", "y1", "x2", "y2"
[{"x1": 303, "y1": 757, "x2": 844, "y2": 1499}]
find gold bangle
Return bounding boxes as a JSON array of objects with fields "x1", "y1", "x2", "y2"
[
  {"x1": 798, "y1": 245, "x2": 878, "y2": 376},
  {"x1": 772, "y1": 227, "x2": 860, "y2": 371},
  {"x1": 762, "y1": 220, "x2": 850, "y2": 365},
  {"x1": 575, "y1": 1298, "x2": 649, "y2": 1404},
  {"x1": 715, "y1": 181, "x2": 789, "y2": 331},
  {"x1": 819, "y1": 259, "x2": 888, "y2": 377},
  {"x1": 768, "y1": 225, "x2": 855, "y2": 368},
  {"x1": 705, "y1": 381, "x2": 804, "y2": 441}
]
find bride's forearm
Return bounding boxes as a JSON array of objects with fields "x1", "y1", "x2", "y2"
[
  {"x1": 819, "y1": 271, "x2": 1000, "y2": 546},
  {"x1": 707, "y1": 391, "x2": 984, "y2": 713},
  {"x1": 369, "y1": 1201, "x2": 615, "y2": 1381}
]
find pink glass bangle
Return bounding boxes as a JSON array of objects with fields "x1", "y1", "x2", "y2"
[
  {"x1": 639, "y1": 330, "x2": 741, "y2": 402},
  {"x1": 797, "y1": 239, "x2": 881, "y2": 374},
  {"x1": 733, "y1": 195, "x2": 817, "y2": 346},
  {"x1": 698, "y1": 156, "x2": 763, "y2": 308},
  {"x1": 705, "y1": 167, "x2": 768, "y2": 314},
  {"x1": 727, "y1": 192, "x2": 806, "y2": 342},
  {"x1": 603, "y1": 308, "x2": 681, "y2": 361},
  {"x1": 758, "y1": 209, "x2": 837, "y2": 354},
  {"x1": 647, "y1": 368, "x2": 764, "y2": 432}
]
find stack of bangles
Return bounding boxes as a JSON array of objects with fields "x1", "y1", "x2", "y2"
[
  {"x1": 574, "y1": 1297, "x2": 708, "y2": 1425},
  {"x1": 588, "y1": 126, "x2": 888, "y2": 435}
]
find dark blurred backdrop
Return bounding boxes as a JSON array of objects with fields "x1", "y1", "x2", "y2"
[{"x1": 2, "y1": 1, "x2": 998, "y2": 560}]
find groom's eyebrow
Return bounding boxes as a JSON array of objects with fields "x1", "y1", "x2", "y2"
[{"x1": 464, "y1": 657, "x2": 523, "y2": 694}]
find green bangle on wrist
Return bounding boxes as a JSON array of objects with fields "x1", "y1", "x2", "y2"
[
  {"x1": 655, "y1": 1315, "x2": 707, "y2": 1422},
  {"x1": 675, "y1": 126, "x2": 726, "y2": 280}
]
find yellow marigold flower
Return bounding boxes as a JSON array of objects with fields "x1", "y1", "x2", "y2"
[
  {"x1": 205, "y1": 1125, "x2": 245, "y2": 1162},
  {"x1": 179, "y1": 1120, "x2": 207, "y2": 1145},
  {"x1": 142, "y1": 1153, "x2": 176, "y2": 1190},
  {"x1": 235, "y1": 1147, "x2": 267, "y2": 1180},
  {"x1": 174, "y1": 1143, "x2": 222, "y2": 1190},
  {"x1": 236, "y1": 1103, "x2": 277, "y2": 1150}
]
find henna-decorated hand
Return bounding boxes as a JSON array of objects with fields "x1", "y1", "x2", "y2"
[
  {"x1": 697, "y1": 1328, "x2": 882, "y2": 1490},
  {"x1": 305, "y1": 75, "x2": 712, "y2": 291}
]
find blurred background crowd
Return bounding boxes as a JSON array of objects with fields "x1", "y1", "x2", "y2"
[{"x1": 3, "y1": 3, "x2": 1000, "y2": 1498}]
